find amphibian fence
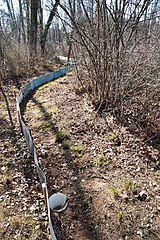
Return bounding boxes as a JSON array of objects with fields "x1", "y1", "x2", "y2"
[{"x1": 16, "y1": 66, "x2": 73, "y2": 240}]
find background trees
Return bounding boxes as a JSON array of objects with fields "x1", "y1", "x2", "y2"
[{"x1": 58, "y1": 0, "x2": 160, "y2": 141}]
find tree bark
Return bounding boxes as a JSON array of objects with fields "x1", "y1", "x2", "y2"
[
  {"x1": 25, "y1": 0, "x2": 30, "y2": 44},
  {"x1": 40, "y1": 0, "x2": 60, "y2": 56},
  {"x1": 18, "y1": 0, "x2": 26, "y2": 44},
  {"x1": 38, "y1": 0, "x2": 43, "y2": 39},
  {"x1": 30, "y1": 0, "x2": 39, "y2": 59}
]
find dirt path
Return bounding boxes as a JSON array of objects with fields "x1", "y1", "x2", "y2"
[{"x1": 23, "y1": 71, "x2": 160, "y2": 240}]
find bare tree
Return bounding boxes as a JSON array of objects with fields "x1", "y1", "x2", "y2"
[
  {"x1": 60, "y1": 0, "x2": 156, "y2": 106},
  {"x1": 30, "y1": 0, "x2": 39, "y2": 59},
  {"x1": 18, "y1": 0, "x2": 26, "y2": 44},
  {"x1": 25, "y1": 0, "x2": 30, "y2": 44},
  {"x1": 57, "y1": 0, "x2": 160, "y2": 138},
  {"x1": 40, "y1": 0, "x2": 60, "y2": 55}
]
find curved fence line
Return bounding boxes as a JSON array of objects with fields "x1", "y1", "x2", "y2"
[{"x1": 16, "y1": 66, "x2": 73, "y2": 240}]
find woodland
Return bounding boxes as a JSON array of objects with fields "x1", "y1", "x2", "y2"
[{"x1": 0, "y1": 0, "x2": 160, "y2": 240}]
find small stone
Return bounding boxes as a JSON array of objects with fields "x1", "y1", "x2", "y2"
[
  {"x1": 1, "y1": 166, "x2": 6, "y2": 171},
  {"x1": 35, "y1": 225, "x2": 40, "y2": 230},
  {"x1": 91, "y1": 146, "x2": 95, "y2": 150},
  {"x1": 137, "y1": 230, "x2": 143, "y2": 237},
  {"x1": 138, "y1": 191, "x2": 148, "y2": 201},
  {"x1": 30, "y1": 205, "x2": 36, "y2": 212},
  {"x1": 157, "y1": 206, "x2": 160, "y2": 212},
  {"x1": 136, "y1": 167, "x2": 140, "y2": 172},
  {"x1": 71, "y1": 176, "x2": 77, "y2": 181}
]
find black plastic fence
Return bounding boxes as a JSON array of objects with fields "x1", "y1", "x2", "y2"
[{"x1": 16, "y1": 66, "x2": 72, "y2": 240}]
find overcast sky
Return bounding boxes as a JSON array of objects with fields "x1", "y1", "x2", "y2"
[
  {"x1": 0, "y1": 0, "x2": 50, "y2": 23},
  {"x1": 0, "y1": 0, "x2": 19, "y2": 13}
]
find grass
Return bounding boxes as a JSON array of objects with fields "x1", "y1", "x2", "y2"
[
  {"x1": 107, "y1": 132, "x2": 117, "y2": 141},
  {"x1": 96, "y1": 154, "x2": 110, "y2": 167},
  {"x1": 111, "y1": 187, "x2": 120, "y2": 199},
  {"x1": 0, "y1": 196, "x2": 11, "y2": 207},
  {"x1": 25, "y1": 97, "x2": 59, "y2": 131},
  {"x1": 73, "y1": 155, "x2": 91, "y2": 168},
  {"x1": 0, "y1": 157, "x2": 13, "y2": 168},
  {"x1": 55, "y1": 130, "x2": 69, "y2": 143},
  {"x1": 35, "y1": 84, "x2": 49, "y2": 97},
  {"x1": 62, "y1": 140, "x2": 70, "y2": 149},
  {"x1": 25, "y1": 101, "x2": 59, "y2": 130},
  {"x1": 9, "y1": 215, "x2": 47, "y2": 239},
  {"x1": 71, "y1": 145, "x2": 85, "y2": 156},
  {"x1": 0, "y1": 205, "x2": 48, "y2": 240},
  {"x1": 116, "y1": 209, "x2": 125, "y2": 226},
  {"x1": 43, "y1": 111, "x2": 52, "y2": 119},
  {"x1": 71, "y1": 145, "x2": 89, "y2": 167},
  {"x1": 43, "y1": 103, "x2": 59, "y2": 115},
  {"x1": 123, "y1": 180, "x2": 136, "y2": 193},
  {"x1": 41, "y1": 120, "x2": 56, "y2": 129},
  {"x1": 35, "y1": 77, "x2": 66, "y2": 97},
  {"x1": 71, "y1": 145, "x2": 84, "y2": 153},
  {"x1": 2, "y1": 174, "x2": 13, "y2": 185},
  {"x1": 37, "y1": 84, "x2": 48, "y2": 93},
  {"x1": 111, "y1": 180, "x2": 137, "y2": 202}
]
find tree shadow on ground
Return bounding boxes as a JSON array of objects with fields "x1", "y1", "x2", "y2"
[{"x1": 29, "y1": 97, "x2": 103, "y2": 240}]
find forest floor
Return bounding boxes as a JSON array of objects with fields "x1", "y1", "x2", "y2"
[{"x1": 0, "y1": 68, "x2": 160, "y2": 240}]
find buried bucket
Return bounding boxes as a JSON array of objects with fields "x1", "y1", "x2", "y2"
[{"x1": 49, "y1": 192, "x2": 68, "y2": 212}]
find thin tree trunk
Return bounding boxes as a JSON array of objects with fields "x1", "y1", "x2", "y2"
[
  {"x1": 30, "y1": 0, "x2": 39, "y2": 59},
  {"x1": 38, "y1": 0, "x2": 43, "y2": 39},
  {"x1": 40, "y1": 0, "x2": 60, "y2": 56},
  {"x1": 18, "y1": 0, "x2": 26, "y2": 44},
  {"x1": 25, "y1": 0, "x2": 30, "y2": 44},
  {"x1": 5, "y1": 0, "x2": 17, "y2": 35},
  {"x1": 0, "y1": 21, "x2": 4, "y2": 61}
]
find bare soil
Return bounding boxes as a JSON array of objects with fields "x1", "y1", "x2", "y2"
[{"x1": 0, "y1": 71, "x2": 160, "y2": 240}]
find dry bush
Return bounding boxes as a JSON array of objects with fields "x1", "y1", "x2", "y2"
[
  {"x1": 60, "y1": 0, "x2": 160, "y2": 145},
  {"x1": 0, "y1": 32, "x2": 30, "y2": 81},
  {"x1": 0, "y1": 33, "x2": 58, "y2": 84},
  {"x1": 121, "y1": 33, "x2": 160, "y2": 143}
]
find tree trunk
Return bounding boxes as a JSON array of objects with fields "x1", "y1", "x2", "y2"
[
  {"x1": 0, "y1": 21, "x2": 4, "y2": 61},
  {"x1": 5, "y1": 0, "x2": 18, "y2": 36},
  {"x1": 30, "y1": 0, "x2": 39, "y2": 59},
  {"x1": 25, "y1": 0, "x2": 30, "y2": 44},
  {"x1": 38, "y1": 0, "x2": 43, "y2": 39},
  {"x1": 18, "y1": 0, "x2": 26, "y2": 44},
  {"x1": 40, "y1": 0, "x2": 60, "y2": 56}
]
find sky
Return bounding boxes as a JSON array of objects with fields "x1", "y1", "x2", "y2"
[
  {"x1": 0, "y1": 0, "x2": 49, "y2": 23},
  {"x1": 0, "y1": 0, "x2": 19, "y2": 14}
]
